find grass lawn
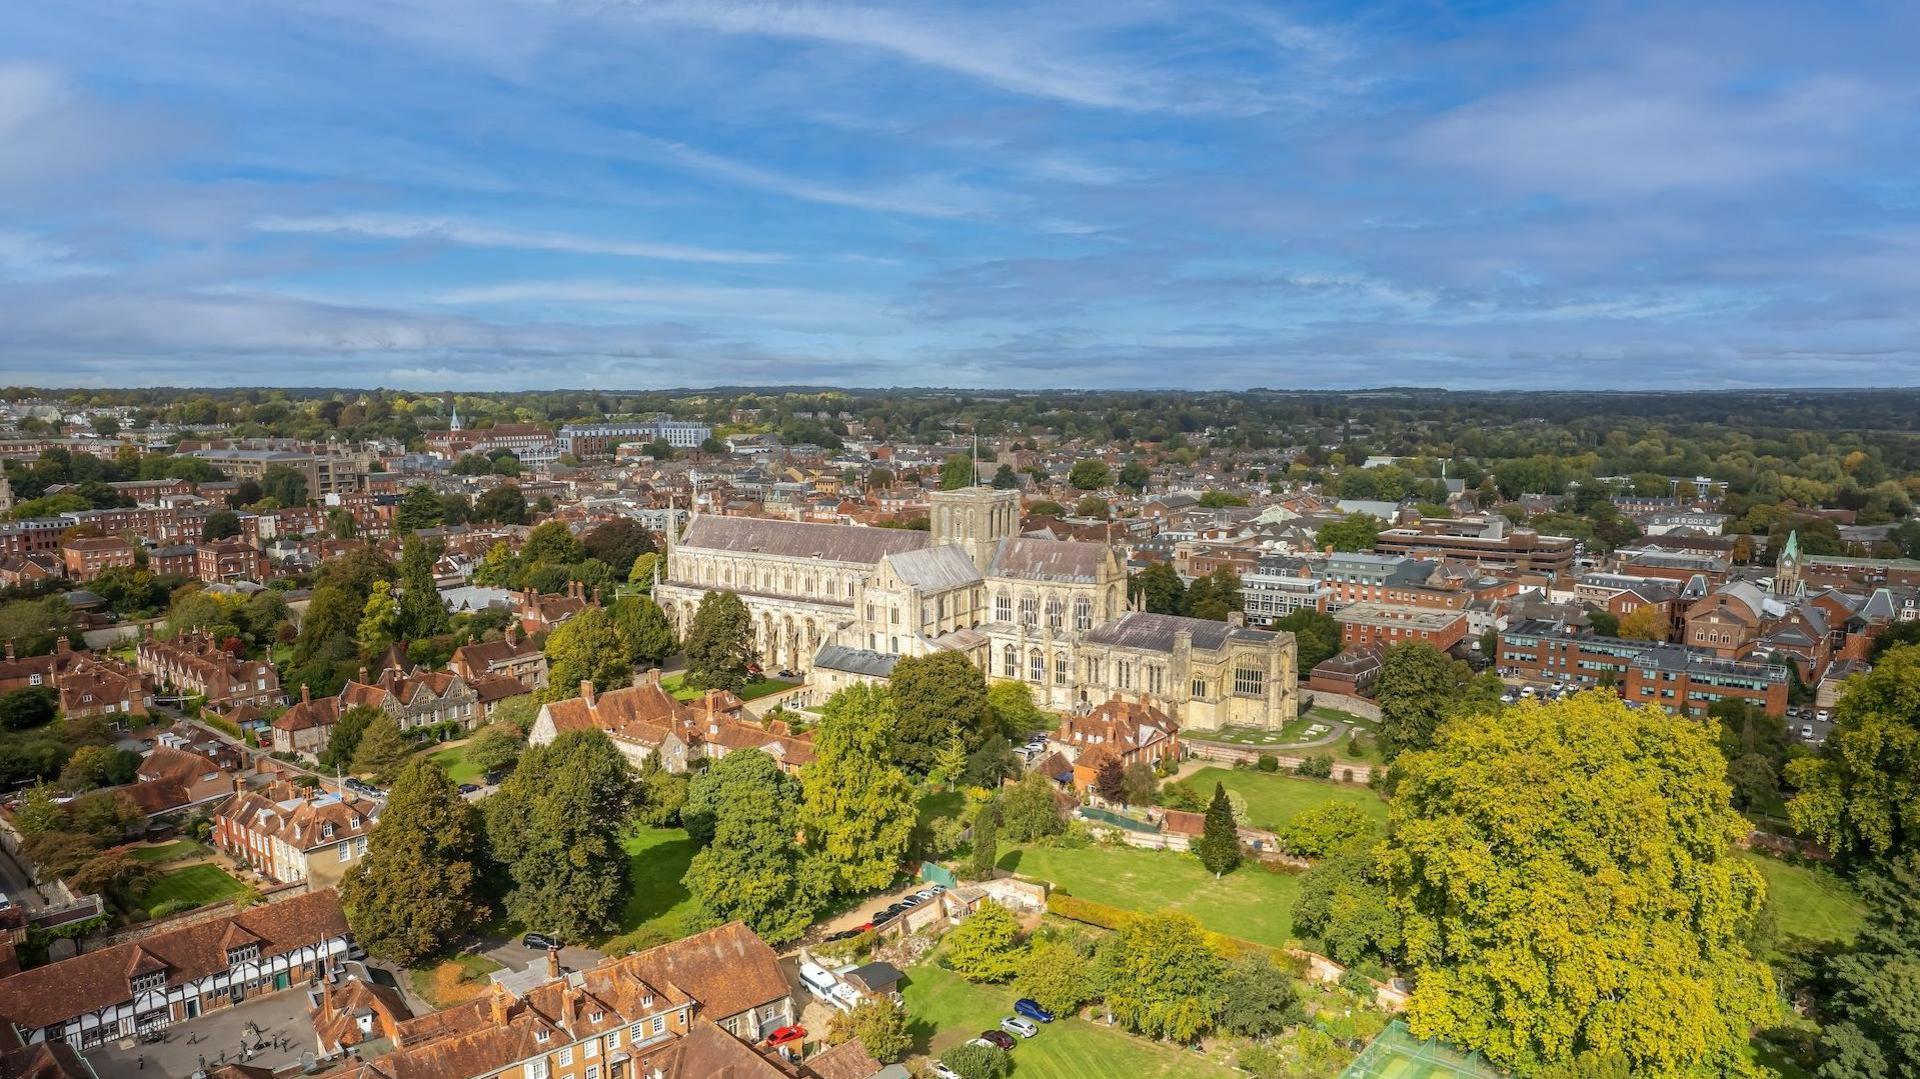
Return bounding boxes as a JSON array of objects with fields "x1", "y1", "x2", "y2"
[
  {"x1": 128, "y1": 840, "x2": 210, "y2": 864},
  {"x1": 1742, "y1": 852, "x2": 1865, "y2": 948},
  {"x1": 903, "y1": 960, "x2": 1234, "y2": 1078},
  {"x1": 138, "y1": 864, "x2": 249, "y2": 911},
  {"x1": 410, "y1": 953, "x2": 506, "y2": 1008},
  {"x1": 611, "y1": 826, "x2": 703, "y2": 943},
  {"x1": 428, "y1": 742, "x2": 484, "y2": 785},
  {"x1": 661, "y1": 673, "x2": 791, "y2": 702},
  {"x1": 1173, "y1": 767, "x2": 1388, "y2": 835},
  {"x1": 1000, "y1": 844, "x2": 1302, "y2": 949}
]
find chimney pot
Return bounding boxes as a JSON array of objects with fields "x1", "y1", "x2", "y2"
[{"x1": 581, "y1": 679, "x2": 596, "y2": 707}]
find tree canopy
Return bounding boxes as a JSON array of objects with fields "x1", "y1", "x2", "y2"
[
  {"x1": 1788, "y1": 645, "x2": 1920, "y2": 863},
  {"x1": 1385, "y1": 694, "x2": 1774, "y2": 1076},
  {"x1": 484, "y1": 730, "x2": 639, "y2": 940},
  {"x1": 799, "y1": 684, "x2": 917, "y2": 895},
  {"x1": 342, "y1": 758, "x2": 487, "y2": 965}
]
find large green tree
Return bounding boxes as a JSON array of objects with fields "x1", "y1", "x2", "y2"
[
  {"x1": 1384, "y1": 694, "x2": 1774, "y2": 1076},
  {"x1": 1374, "y1": 641, "x2": 1501, "y2": 761},
  {"x1": 1293, "y1": 846, "x2": 1399, "y2": 967},
  {"x1": 890, "y1": 650, "x2": 992, "y2": 773},
  {"x1": 800, "y1": 684, "x2": 917, "y2": 895},
  {"x1": 999, "y1": 772, "x2": 1064, "y2": 842},
  {"x1": 1816, "y1": 855, "x2": 1920, "y2": 1078},
  {"x1": 397, "y1": 537, "x2": 450, "y2": 640},
  {"x1": 943, "y1": 898, "x2": 1024, "y2": 981},
  {"x1": 394, "y1": 484, "x2": 445, "y2": 532},
  {"x1": 1128, "y1": 562, "x2": 1184, "y2": 615},
  {"x1": 260, "y1": 464, "x2": 309, "y2": 507},
  {"x1": 683, "y1": 590, "x2": 753, "y2": 692},
  {"x1": 1316, "y1": 513, "x2": 1382, "y2": 553},
  {"x1": 1788, "y1": 645, "x2": 1920, "y2": 862},
  {"x1": 1069, "y1": 459, "x2": 1110, "y2": 490},
  {"x1": 684, "y1": 749, "x2": 822, "y2": 942},
  {"x1": 940, "y1": 454, "x2": 975, "y2": 490},
  {"x1": 544, "y1": 607, "x2": 632, "y2": 693},
  {"x1": 1274, "y1": 609, "x2": 1341, "y2": 673},
  {"x1": 1194, "y1": 782, "x2": 1242, "y2": 876},
  {"x1": 609, "y1": 595, "x2": 676, "y2": 667},
  {"x1": 350, "y1": 714, "x2": 411, "y2": 782},
  {"x1": 1095, "y1": 911, "x2": 1227, "y2": 1043},
  {"x1": 484, "y1": 730, "x2": 639, "y2": 940},
  {"x1": 582, "y1": 519, "x2": 657, "y2": 576},
  {"x1": 341, "y1": 758, "x2": 487, "y2": 965}
]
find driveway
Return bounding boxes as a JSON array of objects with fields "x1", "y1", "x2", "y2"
[
  {"x1": 808, "y1": 881, "x2": 941, "y2": 941},
  {"x1": 481, "y1": 935, "x2": 605, "y2": 977},
  {"x1": 87, "y1": 989, "x2": 316, "y2": 1077}
]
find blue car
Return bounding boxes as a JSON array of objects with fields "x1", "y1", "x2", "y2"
[{"x1": 1014, "y1": 998, "x2": 1055, "y2": 1023}]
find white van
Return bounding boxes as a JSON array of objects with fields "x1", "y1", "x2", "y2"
[{"x1": 799, "y1": 961, "x2": 838, "y2": 1002}]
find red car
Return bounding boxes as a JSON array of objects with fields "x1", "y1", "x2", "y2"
[{"x1": 765, "y1": 1025, "x2": 806, "y2": 1049}]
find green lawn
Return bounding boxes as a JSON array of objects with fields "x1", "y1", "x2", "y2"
[
  {"x1": 428, "y1": 742, "x2": 484, "y2": 784},
  {"x1": 904, "y1": 960, "x2": 1234, "y2": 1078},
  {"x1": 138, "y1": 864, "x2": 249, "y2": 910},
  {"x1": 612, "y1": 826, "x2": 703, "y2": 943},
  {"x1": 661, "y1": 673, "x2": 791, "y2": 702},
  {"x1": 128, "y1": 840, "x2": 210, "y2": 864},
  {"x1": 1743, "y1": 852, "x2": 1865, "y2": 947},
  {"x1": 1173, "y1": 767, "x2": 1388, "y2": 835},
  {"x1": 1001, "y1": 844, "x2": 1302, "y2": 949}
]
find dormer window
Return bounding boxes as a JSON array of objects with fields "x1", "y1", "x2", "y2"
[
  {"x1": 131, "y1": 970, "x2": 166, "y2": 993},
  {"x1": 227, "y1": 943, "x2": 260, "y2": 965},
  {"x1": 590, "y1": 1010, "x2": 604, "y2": 1023},
  {"x1": 534, "y1": 1030, "x2": 550, "y2": 1043}
]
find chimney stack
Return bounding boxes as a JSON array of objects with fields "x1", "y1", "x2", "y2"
[
  {"x1": 581, "y1": 679, "x2": 596, "y2": 707},
  {"x1": 490, "y1": 983, "x2": 510, "y2": 1026},
  {"x1": 546, "y1": 946, "x2": 561, "y2": 980},
  {"x1": 646, "y1": 668, "x2": 661, "y2": 685},
  {"x1": 55, "y1": 637, "x2": 69, "y2": 655},
  {"x1": 3, "y1": 639, "x2": 11, "y2": 661},
  {"x1": 301, "y1": 682, "x2": 311, "y2": 704},
  {"x1": 357, "y1": 666, "x2": 369, "y2": 684}
]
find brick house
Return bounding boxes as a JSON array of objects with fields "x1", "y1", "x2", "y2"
[
  {"x1": 270, "y1": 684, "x2": 343, "y2": 756},
  {"x1": 196, "y1": 537, "x2": 267, "y2": 582},
  {"x1": 212, "y1": 782, "x2": 377, "y2": 886},
  {"x1": 0, "y1": 889, "x2": 351, "y2": 1049},
  {"x1": 136, "y1": 630, "x2": 282, "y2": 710},
  {"x1": 1332, "y1": 602, "x2": 1469, "y2": 652},
  {"x1": 531, "y1": 673, "x2": 813, "y2": 775},
  {"x1": 449, "y1": 623, "x2": 549, "y2": 688},
  {"x1": 317, "y1": 922, "x2": 803, "y2": 1079},
  {"x1": 1054, "y1": 694, "x2": 1180, "y2": 793},
  {"x1": 1684, "y1": 582, "x2": 1770, "y2": 657},
  {"x1": 59, "y1": 536, "x2": 137, "y2": 583}
]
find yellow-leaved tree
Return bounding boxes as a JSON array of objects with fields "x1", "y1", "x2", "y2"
[{"x1": 1383, "y1": 692, "x2": 1774, "y2": 1076}]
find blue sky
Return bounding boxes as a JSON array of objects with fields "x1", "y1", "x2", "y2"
[{"x1": 2, "y1": 0, "x2": 1917, "y2": 390}]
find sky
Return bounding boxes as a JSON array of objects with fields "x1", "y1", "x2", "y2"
[{"x1": 2, "y1": 0, "x2": 1918, "y2": 392}]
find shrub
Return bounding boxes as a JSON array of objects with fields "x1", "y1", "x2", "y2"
[
  {"x1": 1294, "y1": 754, "x2": 1334, "y2": 779},
  {"x1": 940, "y1": 1042, "x2": 1012, "y2": 1079},
  {"x1": 1257, "y1": 754, "x2": 1280, "y2": 773},
  {"x1": 1278, "y1": 803, "x2": 1378, "y2": 858}
]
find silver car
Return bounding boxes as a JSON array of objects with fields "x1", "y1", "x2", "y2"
[{"x1": 1000, "y1": 1016, "x2": 1039, "y2": 1039}]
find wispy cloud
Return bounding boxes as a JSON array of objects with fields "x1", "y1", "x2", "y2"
[
  {"x1": 254, "y1": 212, "x2": 787, "y2": 264},
  {"x1": 637, "y1": 136, "x2": 1005, "y2": 218},
  {"x1": 618, "y1": 0, "x2": 1156, "y2": 110}
]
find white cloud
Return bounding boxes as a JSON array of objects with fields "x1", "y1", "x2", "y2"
[{"x1": 253, "y1": 213, "x2": 787, "y2": 264}]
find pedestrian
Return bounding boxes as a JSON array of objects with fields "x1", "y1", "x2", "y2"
[{"x1": 136, "y1": 1055, "x2": 143, "y2": 1070}]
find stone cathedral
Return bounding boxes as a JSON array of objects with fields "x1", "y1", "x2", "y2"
[{"x1": 656, "y1": 485, "x2": 1296, "y2": 731}]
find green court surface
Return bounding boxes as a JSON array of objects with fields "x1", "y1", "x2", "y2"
[{"x1": 1340, "y1": 1021, "x2": 1504, "y2": 1079}]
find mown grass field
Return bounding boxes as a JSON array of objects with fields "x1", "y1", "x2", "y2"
[
  {"x1": 428, "y1": 741, "x2": 484, "y2": 784},
  {"x1": 128, "y1": 839, "x2": 209, "y2": 864},
  {"x1": 1174, "y1": 767, "x2": 1389, "y2": 834},
  {"x1": 903, "y1": 960, "x2": 1235, "y2": 1078},
  {"x1": 1000, "y1": 843, "x2": 1302, "y2": 949},
  {"x1": 612, "y1": 826, "x2": 702, "y2": 943},
  {"x1": 138, "y1": 864, "x2": 248, "y2": 910},
  {"x1": 1742, "y1": 851, "x2": 1865, "y2": 947}
]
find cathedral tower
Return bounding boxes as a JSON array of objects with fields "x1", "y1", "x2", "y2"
[{"x1": 931, "y1": 485, "x2": 1020, "y2": 572}]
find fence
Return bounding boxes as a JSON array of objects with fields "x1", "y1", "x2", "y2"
[
  {"x1": 1182, "y1": 740, "x2": 1375, "y2": 784},
  {"x1": 1340, "y1": 1020, "x2": 1503, "y2": 1078}
]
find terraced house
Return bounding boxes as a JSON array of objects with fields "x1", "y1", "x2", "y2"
[
  {"x1": 0, "y1": 890, "x2": 351, "y2": 1049},
  {"x1": 136, "y1": 629, "x2": 282, "y2": 710},
  {"x1": 321, "y1": 922, "x2": 857, "y2": 1079}
]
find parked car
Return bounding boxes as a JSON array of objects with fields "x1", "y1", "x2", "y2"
[
  {"x1": 914, "y1": 887, "x2": 939, "y2": 900},
  {"x1": 823, "y1": 928, "x2": 861, "y2": 943},
  {"x1": 522, "y1": 932, "x2": 564, "y2": 951},
  {"x1": 871, "y1": 908, "x2": 899, "y2": 924},
  {"x1": 1816, "y1": 709, "x2": 1832, "y2": 722},
  {"x1": 1800, "y1": 725, "x2": 1814, "y2": 739},
  {"x1": 765, "y1": 1025, "x2": 806, "y2": 1049},
  {"x1": 900, "y1": 894, "x2": 923, "y2": 908},
  {"x1": 1000, "y1": 1016, "x2": 1039, "y2": 1039},
  {"x1": 1014, "y1": 999, "x2": 1055, "y2": 1023},
  {"x1": 976, "y1": 1030, "x2": 1016, "y2": 1051},
  {"x1": 931, "y1": 1064, "x2": 963, "y2": 1079},
  {"x1": 457, "y1": 783, "x2": 481, "y2": 795}
]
